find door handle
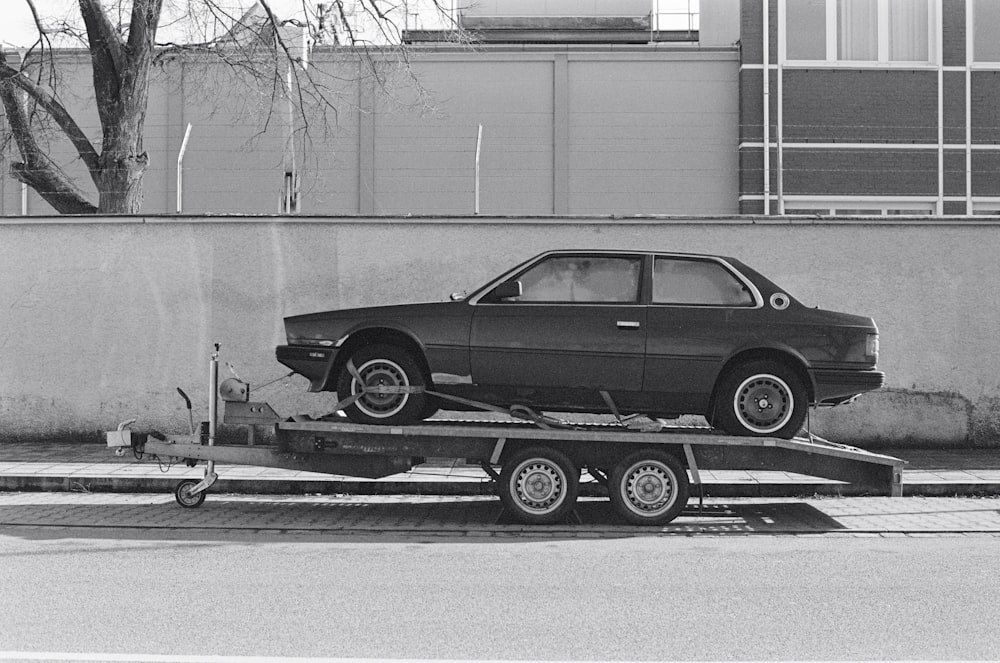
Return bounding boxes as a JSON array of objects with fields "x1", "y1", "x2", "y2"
[{"x1": 616, "y1": 321, "x2": 641, "y2": 329}]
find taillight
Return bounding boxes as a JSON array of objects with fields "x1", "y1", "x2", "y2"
[
  {"x1": 297, "y1": 338, "x2": 336, "y2": 347},
  {"x1": 866, "y1": 333, "x2": 879, "y2": 361}
]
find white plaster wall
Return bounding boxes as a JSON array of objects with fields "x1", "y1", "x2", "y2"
[{"x1": 1, "y1": 215, "x2": 998, "y2": 446}]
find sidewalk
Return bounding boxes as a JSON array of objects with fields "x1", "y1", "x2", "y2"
[{"x1": 1, "y1": 439, "x2": 998, "y2": 497}]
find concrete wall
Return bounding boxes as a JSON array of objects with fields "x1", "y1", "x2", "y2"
[{"x1": 1, "y1": 215, "x2": 999, "y2": 447}]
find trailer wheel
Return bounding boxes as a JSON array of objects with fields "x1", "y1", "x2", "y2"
[
  {"x1": 608, "y1": 451, "x2": 688, "y2": 526},
  {"x1": 499, "y1": 447, "x2": 579, "y2": 525},
  {"x1": 336, "y1": 343, "x2": 429, "y2": 425},
  {"x1": 174, "y1": 479, "x2": 207, "y2": 508}
]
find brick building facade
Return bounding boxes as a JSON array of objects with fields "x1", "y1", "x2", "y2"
[{"x1": 739, "y1": 0, "x2": 1000, "y2": 215}]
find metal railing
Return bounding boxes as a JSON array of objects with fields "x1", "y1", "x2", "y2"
[
  {"x1": 651, "y1": 0, "x2": 700, "y2": 33},
  {"x1": 402, "y1": 0, "x2": 699, "y2": 36}
]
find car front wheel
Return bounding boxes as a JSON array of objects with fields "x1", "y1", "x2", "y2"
[
  {"x1": 712, "y1": 360, "x2": 807, "y2": 439},
  {"x1": 335, "y1": 343, "x2": 429, "y2": 425}
]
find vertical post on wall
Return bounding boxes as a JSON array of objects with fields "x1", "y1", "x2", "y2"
[
  {"x1": 936, "y1": 0, "x2": 944, "y2": 215},
  {"x1": 475, "y1": 123, "x2": 483, "y2": 215},
  {"x1": 284, "y1": 60, "x2": 298, "y2": 214},
  {"x1": 650, "y1": 0, "x2": 655, "y2": 42},
  {"x1": 552, "y1": 54, "x2": 570, "y2": 214},
  {"x1": 16, "y1": 50, "x2": 28, "y2": 215},
  {"x1": 776, "y1": 0, "x2": 784, "y2": 214},
  {"x1": 762, "y1": 0, "x2": 771, "y2": 215},
  {"x1": 176, "y1": 123, "x2": 192, "y2": 213},
  {"x1": 966, "y1": 0, "x2": 973, "y2": 215}
]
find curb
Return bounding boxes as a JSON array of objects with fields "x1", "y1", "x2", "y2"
[{"x1": 3, "y1": 474, "x2": 998, "y2": 498}]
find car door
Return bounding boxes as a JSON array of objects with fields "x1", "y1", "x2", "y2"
[
  {"x1": 469, "y1": 253, "x2": 646, "y2": 392},
  {"x1": 644, "y1": 255, "x2": 760, "y2": 412}
]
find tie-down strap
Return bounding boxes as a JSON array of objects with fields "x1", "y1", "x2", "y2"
[{"x1": 329, "y1": 358, "x2": 573, "y2": 430}]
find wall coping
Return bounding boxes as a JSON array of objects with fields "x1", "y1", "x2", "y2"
[{"x1": 2, "y1": 214, "x2": 999, "y2": 227}]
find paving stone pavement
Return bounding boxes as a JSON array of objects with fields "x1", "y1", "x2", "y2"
[
  {"x1": 1, "y1": 492, "x2": 999, "y2": 536},
  {"x1": 2, "y1": 440, "x2": 1000, "y2": 536}
]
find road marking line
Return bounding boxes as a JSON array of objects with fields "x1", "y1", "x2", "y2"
[{"x1": 0, "y1": 655, "x2": 637, "y2": 663}]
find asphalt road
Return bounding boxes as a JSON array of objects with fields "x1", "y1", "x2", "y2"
[{"x1": 2, "y1": 526, "x2": 999, "y2": 661}]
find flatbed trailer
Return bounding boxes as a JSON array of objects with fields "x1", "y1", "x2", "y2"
[{"x1": 107, "y1": 347, "x2": 904, "y2": 526}]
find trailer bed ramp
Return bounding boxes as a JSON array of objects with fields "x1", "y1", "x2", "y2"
[{"x1": 273, "y1": 417, "x2": 904, "y2": 497}]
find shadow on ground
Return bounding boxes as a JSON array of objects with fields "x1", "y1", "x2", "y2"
[{"x1": 0, "y1": 496, "x2": 846, "y2": 542}]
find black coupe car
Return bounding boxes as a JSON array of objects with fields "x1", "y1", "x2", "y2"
[{"x1": 276, "y1": 250, "x2": 884, "y2": 438}]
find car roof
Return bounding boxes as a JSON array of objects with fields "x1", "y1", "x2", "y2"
[{"x1": 534, "y1": 249, "x2": 741, "y2": 262}]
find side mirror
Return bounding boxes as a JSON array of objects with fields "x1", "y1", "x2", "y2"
[{"x1": 493, "y1": 280, "x2": 522, "y2": 299}]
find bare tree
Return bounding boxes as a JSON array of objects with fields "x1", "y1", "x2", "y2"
[{"x1": 0, "y1": 0, "x2": 463, "y2": 214}]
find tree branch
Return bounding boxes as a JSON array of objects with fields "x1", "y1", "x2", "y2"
[
  {"x1": 78, "y1": 0, "x2": 126, "y2": 113},
  {"x1": 127, "y1": 0, "x2": 164, "y2": 61},
  {"x1": 0, "y1": 67, "x2": 97, "y2": 214},
  {"x1": 0, "y1": 48, "x2": 102, "y2": 184}
]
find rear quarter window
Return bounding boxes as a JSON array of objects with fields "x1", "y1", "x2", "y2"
[{"x1": 653, "y1": 258, "x2": 756, "y2": 306}]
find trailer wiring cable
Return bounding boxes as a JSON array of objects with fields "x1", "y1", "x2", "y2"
[{"x1": 154, "y1": 454, "x2": 177, "y2": 473}]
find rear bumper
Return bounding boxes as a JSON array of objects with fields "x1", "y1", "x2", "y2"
[
  {"x1": 811, "y1": 368, "x2": 886, "y2": 404},
  {"x1": 275, "y1": 345, "x2": 339, "y2": 392}
]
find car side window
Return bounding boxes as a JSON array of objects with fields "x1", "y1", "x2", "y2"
[
  {"x1": 653, "y1": 257, "x2": 755, "y2": 306},
  {"x1": 513, "y1": 256, "x2": 642, "y2": 303}
]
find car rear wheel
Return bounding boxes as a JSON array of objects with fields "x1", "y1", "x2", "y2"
[
  {"x1": 498, "y1": 447, "x2": 580, "y2": 525},
  {"x1": 712, "y1": 360, "x2": 807, "y2": 439},
  {"x1": 608, "y1": 450, "x2": 689, "y2": 526},
  {"x1": 335, "y1": 343, "x2": 429, "y2": 425}
]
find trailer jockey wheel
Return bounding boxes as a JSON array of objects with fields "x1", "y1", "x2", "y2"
[
  {"x1": 608, "y1": 450, "x2": 689, "y2": 526},
  {"x1": 498, "y1": 447, "x2": 580, "y2": 525},
  {"x1": 174, "y1": 479, "x2": 207, "y2": 508}
]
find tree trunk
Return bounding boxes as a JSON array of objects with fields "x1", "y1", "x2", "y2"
[
  {"x1": 97, "y1": 151, "x2": 148, "y2": 213},
  {"x1": 82, "y1": 0, "x2": 161, "y2": 215}
]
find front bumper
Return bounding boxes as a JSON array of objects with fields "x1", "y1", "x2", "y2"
[
  {"x1": 811, "y1": 368, "x2": 886, "y2": 404},
  {"x1": 275, "y1": 345, "x2": 339, "y2": 392}
]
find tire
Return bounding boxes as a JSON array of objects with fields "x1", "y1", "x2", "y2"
[
  {"x1": 175, "y1": 479, "x2": 207, "y2": 508},
  {"x1": 335, "y1": 344, "x2": 429, "y2": 425},
  {"x1": 498, "y1": 447, "x2": 580, "y2": 525},
  {"x1": 712, "y1": 360, "x2": 807, "y2": 438},
  {"x1": 608, "y1": 450, "x2": 689, "y2": 526}
]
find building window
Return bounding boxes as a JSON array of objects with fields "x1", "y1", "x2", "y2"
[
  {"x1": 973, "y1": 0, "x2": 1000, "y2": 63},
  {"x1": 783, "y1": 0, "x2": 933, "y2": 64},
  {"x1": 786, "y1": 0, "x2": 826, "y2": 60},
  {"x1": 972, "y1": 202, "x2": 1000, "y2": 215},
  {"x1": 784, "y1": 200, "x2": 936, "y2": 215},
  {"x1": 838, "y1": 0, "x2": 878, "y2": 61}
]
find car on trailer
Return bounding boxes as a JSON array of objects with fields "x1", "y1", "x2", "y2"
[
  {"x1": 110, "y1": 341, "x2": 901, "y2": 527},
  {"x1": 277, "y1": 250, "x2": 884, "y2": 439}
]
